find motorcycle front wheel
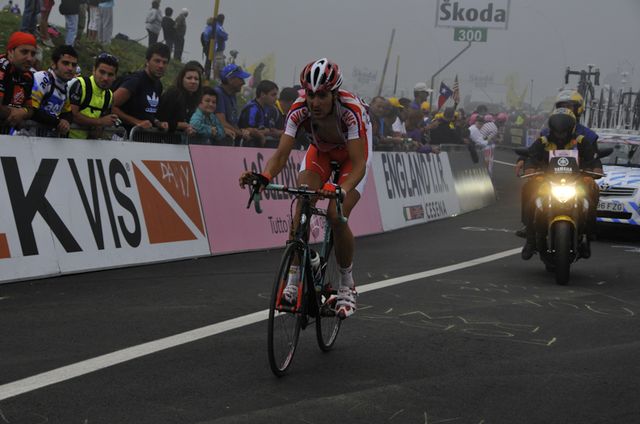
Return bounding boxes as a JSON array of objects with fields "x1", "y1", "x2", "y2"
[{"x1": 553, "y1": 221, "x2": 572, "y2": 285}]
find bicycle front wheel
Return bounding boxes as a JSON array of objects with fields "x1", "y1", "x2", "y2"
[
  {"x1": 316, "y1": 235, "x2": 342, "y2": 351},
  {"x1": 268, "y1": 243, "x2": 303, "y2": 376}
]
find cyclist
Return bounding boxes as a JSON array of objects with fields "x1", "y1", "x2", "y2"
[{"x1": 239, "y1": 58, "x2": 372, "y2": 319}]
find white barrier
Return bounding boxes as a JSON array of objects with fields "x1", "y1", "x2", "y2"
[
  {"x1": 371, "y1": 151, "x2": 461, "y2": 231},
  {"x1": 0, "y1": 137, "x2": 495, "y2": 284},
  {"x1": 0, "y1": 137, "x2": 209, "y2": 283}
]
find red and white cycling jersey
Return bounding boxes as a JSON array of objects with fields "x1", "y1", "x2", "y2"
[{"x1": 284, "y1": 89, "x2": 371, "y2": 152}]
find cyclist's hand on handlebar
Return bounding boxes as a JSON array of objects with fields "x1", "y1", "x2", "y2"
[
  {"x1": 239, "y1": 171, "x2": 270, "y2": 190},
  {"x1": 319, "y1": 182, "x2": 346, "y2": 200}
]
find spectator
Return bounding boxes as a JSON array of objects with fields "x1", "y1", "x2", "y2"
[
  {"x1": 30, "y1": 45, "x2": 78, "y2": 137},
  {"x1": 214, "y1": 63, "x2": 251, "y2": 143},
  {"x1": 468, "y1": 113, "x2": 487, "y2": 147},
  {"x1": 481, "y1": 114, "x2": 498, "y2": 144},
  {"x1": 77, "y1": 0, "x2": 87, "y2": 39},
  {"x1": 173, "y1": 8, "x2": 188, "y2": 62},
  {"x1": 68, "y1": 52, "x2": 119, "y2": 139},
  {"x1": 388, "y1": 97, "x2": 407, "y2": 136},
  {"x1": 0, "y1": 32, "x2": 37, "y2": 129},
  {"x1": 238, "y1": 79, "x2": 281, "y2": 147},
  {"x1": 20, "y1": 0, "x2": 38, "y2": 34},
  {"x1": 157, "y1": 61, "x2": 203, "y2": 136},
  {"x1": 368, "y1": 96, "x2": 387, "y2": 145},
  {"x1": 411, "y1": 82, "x2": 431, "y2": 110},
  {"x1": 10, "y1": 1, "x2": 22, "y2": 15},
  {"x1": 274, "y1": 86, "x2": 297, "y2": 129},
  {"x1": 97, "y1": 0, "x2": 114, "y2": 45},
  {"x1": 113, "y1": 43, "x2": 170, "y2": 134},
  {"x1": 429, "y1": 107, "x2": 463, "y2": 145},
  {"x1": 161, "y1": 7, "x2": 175, "y2": 56},
  {"x1": 189, "y1": 86, "x2": 226, "y2": 144},
  {"x1": 59, "y1": 0, "x2": 81, "y2": 46},
  {"x1": 39, "y1": 0, "x2": 55, "y2": 47},
  {"x1": 202, "y1": 14, "x2": 227, "y2": 81},
  {"x1": 420, "y1": 101, "x2": 432, "y2": 125},
  {"x1": 145, "y1": 1, "x2": 162, "y2": 47},
  {"x1": 87, "y1": 0, "x2": 100, "y2": 41}
]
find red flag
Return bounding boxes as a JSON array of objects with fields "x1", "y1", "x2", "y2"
[{"x1": 452, "y1": 74, "x2": 460, "y2": 104}]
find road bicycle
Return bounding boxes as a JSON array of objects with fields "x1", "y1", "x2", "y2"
[{"x1": 247, "y1": 162, "x2": 346, "y2": 376}]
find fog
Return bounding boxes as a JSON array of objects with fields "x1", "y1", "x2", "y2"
[{"x1": 47, "y1": 0, "x2": 640, "y2": 108}]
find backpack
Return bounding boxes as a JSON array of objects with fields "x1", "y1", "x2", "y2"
[
  {"x1": 78, "y1": 76, "x2": 112, "y2": 115},
  {"x1": 39, "y1": 71, "x2": 59, "y2": 108}
]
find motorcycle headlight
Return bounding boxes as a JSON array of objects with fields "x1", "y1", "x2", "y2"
[{"x1": 550, "y1": 181, "x2": 577, "y2": 203}]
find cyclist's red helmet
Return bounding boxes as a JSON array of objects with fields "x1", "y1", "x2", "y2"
[{"x1": 300, "y1": 58, "x2": 343, "y2": 93}]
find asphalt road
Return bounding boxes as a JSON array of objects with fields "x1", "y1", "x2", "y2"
[{"x1": 1, "y1": 149, "x2": 639, "y2": 424}]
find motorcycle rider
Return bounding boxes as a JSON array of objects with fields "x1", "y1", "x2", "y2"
[
  {"x1": 516, "y1": 89, "x2": 600, "y2": 237},
  {"x1": 520, "y1": 108, "x2": 602, "y2": 260},
  {"x1": 516, "y1": 89, "x2": 597, "y2": 175}
]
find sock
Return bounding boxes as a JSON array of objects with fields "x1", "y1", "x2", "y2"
[
  {"x1": 339, "y1": 263, "x2": 354, "y2": 289},
  {"x1": 286, "y1": 265, "x2": 300, "y2": 286}
]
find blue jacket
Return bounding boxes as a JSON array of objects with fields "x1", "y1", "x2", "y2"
[{"x1": 189, "y1": 108, "x2": 225, "y2": 142}]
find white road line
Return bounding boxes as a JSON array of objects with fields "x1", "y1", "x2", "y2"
[
  {"x1": 0, "y1": 247, "x2": 520, "y2": 401},
  {"x1": 493, "y1": 159, "x2": 516, "y2": 167}
]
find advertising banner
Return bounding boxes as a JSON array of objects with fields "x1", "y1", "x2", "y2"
[
  {"x1": 371, "y1": 151, "x2": 460, "y2": 231},
  {"x1": 436, "y1": 0, "x2": 511, "y2": 30},
  {"x1": 0, "y1": 137, "x2": 209, "y2": 283},
  {"x1": 190, "y1": 146, "x2": 383, "y2": 255},
  {"x1": 443, "y1": 144, "x2": 496, "y2": 214}
]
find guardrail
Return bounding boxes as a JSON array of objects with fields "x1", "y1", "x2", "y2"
[{"x1": 1, "y1": 120, "x2": 127, "y2": 140}]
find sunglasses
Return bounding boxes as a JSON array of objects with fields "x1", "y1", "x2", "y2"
[{"x1": 97, "y1": 52, "x2": 119, "y2": 65}]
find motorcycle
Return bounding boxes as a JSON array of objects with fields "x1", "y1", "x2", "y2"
[{"x1": 516, "y1": 148, "x2": 610, "y2": 285}]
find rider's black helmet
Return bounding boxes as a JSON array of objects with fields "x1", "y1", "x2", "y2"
[{"x1": 548, "y1": 107, "x2": 576, "y2": 147}]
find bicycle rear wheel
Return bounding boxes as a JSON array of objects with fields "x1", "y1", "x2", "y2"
[
  {"x1": 268, "y1": 243, "x2": 303, "y2": 376},
  {"x1": 315, "y1": 234, "x2": 342, "y2": 351}
]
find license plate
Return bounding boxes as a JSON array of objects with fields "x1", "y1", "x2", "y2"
[{"x1": 597, "y1": 201, "x2": 624, "y2": 212}]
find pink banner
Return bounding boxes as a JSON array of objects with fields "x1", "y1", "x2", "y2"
[{"x1": 190, "y1": 146, "x2": 383, "y2": 254}]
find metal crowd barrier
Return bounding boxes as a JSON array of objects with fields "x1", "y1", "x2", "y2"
[{"x1": 0, "y1": 120, "x2": 127, "y2": 140}]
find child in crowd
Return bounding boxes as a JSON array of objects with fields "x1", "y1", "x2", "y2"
[{"x1": 189, "y1": 86, "x2": 226, "y2": 144}]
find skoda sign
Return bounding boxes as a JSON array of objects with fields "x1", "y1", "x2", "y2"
[{"x1": 436, "y1": 0, "x2": 511, "y2": 30}]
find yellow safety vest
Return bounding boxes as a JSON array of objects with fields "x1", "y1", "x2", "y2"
[{"x1": 69, "y1": 75, "x2": 113, "y2": 139}]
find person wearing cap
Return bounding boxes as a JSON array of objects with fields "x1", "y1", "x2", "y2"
[
  {"x1": 428, "y1": 106, "x2": 463, "y2": 145},
  {"x1": 113, "y1": 43, "x2": 170, "y2": 135},
  {"x1": 411, "y1": 82, "x2": 431, "y2": 110},
  {"x1": 0, "y1": 32, "x2": 37, "y2": 128},
  {"x1": 173, "y1": 8, "x2": 188, "y2": 62},
  {"x1": 388, "y1": 97, "x2": 407, "y2": 137},
  {"x1": 214, "y1": 63, "x2": 251, "y2": 142}
]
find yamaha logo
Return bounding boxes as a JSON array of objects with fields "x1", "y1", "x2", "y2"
[{"x1": 557, "y1": 157, "x2": 570, "y2": 167}]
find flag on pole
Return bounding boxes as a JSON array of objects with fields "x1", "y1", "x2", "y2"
[
  {"x1": 437, "y1": 81, "x2": 453, "y2": 110},
  {"x1": 452, "y1": 74, "x2": 460, "y2": 104}
]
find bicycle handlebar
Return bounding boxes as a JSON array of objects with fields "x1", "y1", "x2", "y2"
[{"x1": 246, "y1": 180, "x2": 347, "y2": 223}]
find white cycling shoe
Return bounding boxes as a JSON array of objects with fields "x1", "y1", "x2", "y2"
[
  {"x1": 282, "y1": 284, "x2": 298, "y2": 304},
  {"x1": 336, "y1": 287, "x2": 357, "y2": 319}
]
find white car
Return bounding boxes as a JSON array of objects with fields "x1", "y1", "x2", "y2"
[{"x1": 595, "y1": 129, "x2": 640, "y2": 226}]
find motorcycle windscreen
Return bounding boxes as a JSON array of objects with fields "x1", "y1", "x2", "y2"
[{"x1": 549, "y1": 150, "x2": 579, "y2": 174}]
